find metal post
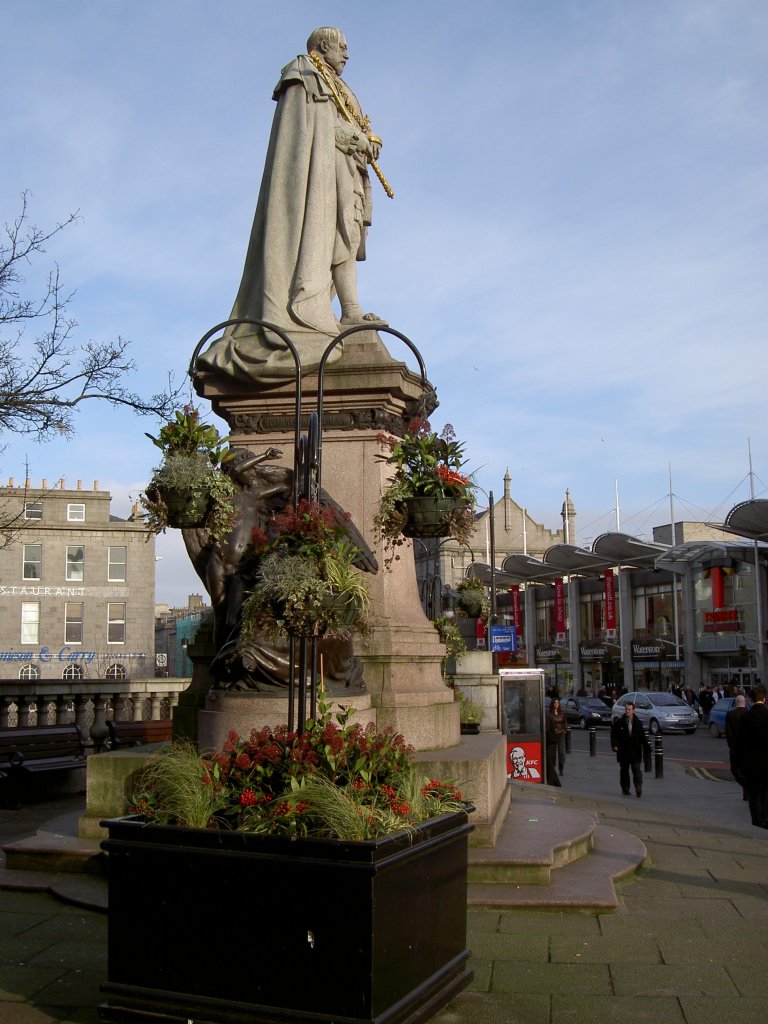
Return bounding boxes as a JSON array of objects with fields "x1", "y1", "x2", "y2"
[
  {"x1": 565, "y1": 729, "x2": 572, "y2": 755},
  {"x1": 654, "y1": 734, "x2": 664, "y2": 778},
  {"x1": 589, "y1": 727, "x2": 597, "y2": 757}
]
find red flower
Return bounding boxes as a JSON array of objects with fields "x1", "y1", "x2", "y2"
[{"x1": 240, "y1": 789, "x2": 256, "y2": 806}]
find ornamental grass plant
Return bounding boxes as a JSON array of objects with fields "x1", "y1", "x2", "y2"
[{"x1": 130, "y1": 693, "x2": 465, "y2": 841}]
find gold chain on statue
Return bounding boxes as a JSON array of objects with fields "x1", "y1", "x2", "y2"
[{"x1": 308, "y1": 50, "x2": 394, "y2": 198}]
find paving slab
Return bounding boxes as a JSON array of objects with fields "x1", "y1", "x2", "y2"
[
  {"x1": 678, "y1": 996, "x2": 768, "y2": 1024},
  {"x1": 549, "y1": 995, "x2": 687, "y2": 1024}
]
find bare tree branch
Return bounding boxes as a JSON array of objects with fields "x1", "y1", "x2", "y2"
[{"x1": 0, "y1": 192, "x2": 184, "y2": 441}]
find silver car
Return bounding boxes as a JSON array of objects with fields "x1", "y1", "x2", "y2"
[{"x1": 611, "y1": 691, "x2": 698, "y2": 735}]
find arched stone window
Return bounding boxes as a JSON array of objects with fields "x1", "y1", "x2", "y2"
[
  {"x1": 62, "y1": 664, "x2": 84, "y2": 680},
  {"x1": 105, "y1": 663, "x2": 127, "y2": 680},
  {"x1": 18, "y1": 663, "x2": 40, "y2": 680}
]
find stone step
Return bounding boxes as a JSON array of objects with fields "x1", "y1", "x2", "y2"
[
  {"x1": 467, "y1": 790, "x2": 647, "y2": 910},
  {"x1": 468, "y1": 798, "x2": 597, "y2": 885},
  {"x1": 2, "y1": 829, "x2": 104, "y2": 875},
  {"x1": 0, "y1": 861, "x2": 108, "y2": 911},
  {"x1": 0, "y1": 790, "x2": 646, "y2": 915}
]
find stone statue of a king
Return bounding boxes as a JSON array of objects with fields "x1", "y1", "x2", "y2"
[{"x1": 197, "y1": 26, "x2": 389, "y2": 383}]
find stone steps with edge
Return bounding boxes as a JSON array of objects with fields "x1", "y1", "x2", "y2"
[
  {"x1": 0, "y1": 791, "x2": 646, "y2": 914},
  {"x1": 468, "y1": 790, "x2": 647, "y2": 910}
]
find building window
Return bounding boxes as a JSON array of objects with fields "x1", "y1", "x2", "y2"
[
  {"x1": 107, "y1": 603, "x2": 126, "y2": 643},
  {"x1": 23, "y1": 501, "x2": 42, "y2": 520},
  {"x1": 105, "y1": 663, "x2": 126, "y2": 680},
  {"x1": 64, "y1": 602, "x2": 83, "y2": 644},
  {"x1": 19, "y1": 663, "x2": 40, "y2": 680},
  {"x1": 108, "y1": 546, "x2": 127, "y2": 582},
  {"x1": 66, "y1": 545, "x2": 85, "y2": 582},
  {"x1": 22, "y1": 544, "x2": 42, "y2": 580},
  {"x1": 67, "y1": 503, "x2": 86, "y2": 522},
  {"x1": 21, "y1": 602, "x2": 40, "y2": 644},
  {"x1": 62, "y1": 664, "x2": 84, "y2": 679}
]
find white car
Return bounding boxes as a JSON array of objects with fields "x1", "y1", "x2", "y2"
[{"x1": 611, "y1": 691, "x2": 698, "y2": 735}]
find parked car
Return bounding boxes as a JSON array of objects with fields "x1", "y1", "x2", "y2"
[
  {"x1": 611, "y1": 691, "x2": 698, "y2": 734},
  {"x1": 563, "y1": 697, "x2": 613, "y2": 729},
  {"x1": 708, "y1": 697, "x2": 751, "y2": 738}
]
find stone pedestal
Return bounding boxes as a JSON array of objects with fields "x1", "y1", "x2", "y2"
[
  {"x1": 451, "y1": 651, "x2": 501, "y2": 732},
  {"x1": 193, "y1": 331, "x2": 459, "y2": 750}
]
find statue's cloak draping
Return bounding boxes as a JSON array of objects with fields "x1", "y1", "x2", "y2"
[{"x1": 197, "y1": 56, "x2": 370, "y2": 382}]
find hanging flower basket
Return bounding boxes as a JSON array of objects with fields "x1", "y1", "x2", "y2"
[
  {"x1": 457, "y1": 595, "x2": 483, "y2": 617},
  {"x1": 158, "y1": 486, "x2": 211, "y2": 529},
  {"x1": 400, "y1": 495, "x2": 468, "y2": 538},
  {"x1": 455, "y1": 578, "x2": 490, "y2": 619},
  {"x1": 375, "y1": 419, "x2": 477, "y2": 566}
]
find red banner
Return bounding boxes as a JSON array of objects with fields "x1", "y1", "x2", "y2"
[
  {"x1": 604, "y1": 570, "x2": 616, "y2": 631},
  {"x1": 554, "y1": 578, "x2": 566, "y2": 636},
  {"x1": 509, "y1": 586, "x2": 521, "y2": 629}
]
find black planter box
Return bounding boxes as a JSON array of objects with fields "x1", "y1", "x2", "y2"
[{"x1": 99, "y1": 810, "x2": 473, "y2": 1024}]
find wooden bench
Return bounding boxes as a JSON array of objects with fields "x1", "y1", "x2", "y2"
[
  {"x1": 0, "y1": 724, "x2": 87, "y2": 808},
  {"x1": 106, "y1": 719, "x2": 173, "y2": 749}
]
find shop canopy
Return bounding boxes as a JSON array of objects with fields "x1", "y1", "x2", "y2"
[
  {"x1": 496, "y1": 554, "x2": 563, "y2": 583},
  {"x1": 542, "y1": 543, "x2": 614, "y2": 575},
  {"x1": 591, "y1": 532, "x2": 669, "y2": 567},
  {"x1": 465, "y1": 561, "x2": 532, "y2": 586},
  {"x1": 716, "y1": 499, "x2": 768, "y2": 541},
  {"x1": 486, "y1": 532, "x2": 672, "y2": 584}
]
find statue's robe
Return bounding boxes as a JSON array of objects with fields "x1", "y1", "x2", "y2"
[{"x1": 198, "y1": 56, "x2": 372, "y2": 383}]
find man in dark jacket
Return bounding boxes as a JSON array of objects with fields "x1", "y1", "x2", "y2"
[
  {"x1": 611, "y1": 702, "x2": 651, "y2": 798},
  {"x1": 725, "y1": 694, "x2": 749, "y2": 801},
  {"x1": 736, "y1": 685, "x2": 768, "y2": 828}
]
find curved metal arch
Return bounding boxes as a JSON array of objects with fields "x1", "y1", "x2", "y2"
[
  {"x1": 190, "y1": 318, "x2": 304, "y2": 491},
  {"x1": 315, "y1": 324, "x2": 430, "y2": 491}
]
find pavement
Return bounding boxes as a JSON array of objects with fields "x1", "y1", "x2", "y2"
[{"x1": 0, "y1": 739, "x2": 766, "y2": 1024}]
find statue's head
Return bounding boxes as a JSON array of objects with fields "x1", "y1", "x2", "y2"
[{"x1": 307, "y1": 26, "x2": 348, "y2": 74}]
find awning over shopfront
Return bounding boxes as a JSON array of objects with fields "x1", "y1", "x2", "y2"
[
  {"x1": 656, "y1": 538, "x2": 764, "y2": 575},
  {"x1": 717, "y1": 499, "x2": 768, "y2": 541},
  {"x1": 464, "y1": 562, "x2": 525, "y2": 587},
  {"x1": 498, "y1": 554, "x2": 562, "y2": 583},
  {"x1": 542, "y1": 543, "x2": 614, "y2": 575},
  {"x1": 592, "y1": 532, "x2": 669, "y2": 567}
]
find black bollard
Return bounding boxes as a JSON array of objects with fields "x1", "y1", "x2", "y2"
[
  {"x1": 643, "y1": 743, "x2": 652, "y2": 773},
  {"x1": 565, "y1": 729, "x2": 572, "y2": 755},
  {"x1": 589, "y1": 727, "x2": 597, "y2": 757},
  {"x1": 654, "y1": 733, "x2": 663, "y2": 778}
]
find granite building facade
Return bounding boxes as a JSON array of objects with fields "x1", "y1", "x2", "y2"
[{"x1": 0, "y1": 478, "x2": 155, "y2": 681}]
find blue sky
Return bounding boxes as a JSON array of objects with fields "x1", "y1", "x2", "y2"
[{"x1": 2, "y1": 0, "x2": 766, "y2": 604}]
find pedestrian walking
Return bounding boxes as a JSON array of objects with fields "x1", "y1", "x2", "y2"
[
  {"x1": 610, "y1": 701, "x2": 651, "y2": 798},
  {"x1": 548, "y1": 697, "x2": 568, "y2": 775},
  {"x1": 544, "y1": 702, "x2": 562, "y2": 787},
  {"x1": 699, "y1": 686, "x2": 715, "y2": 724},
  {"x1": 736, "y1": 684, "x2": 768, "y2": 828},
  {"x1": 725, "y1": 694, "x2": 748, "y2": 801}
]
